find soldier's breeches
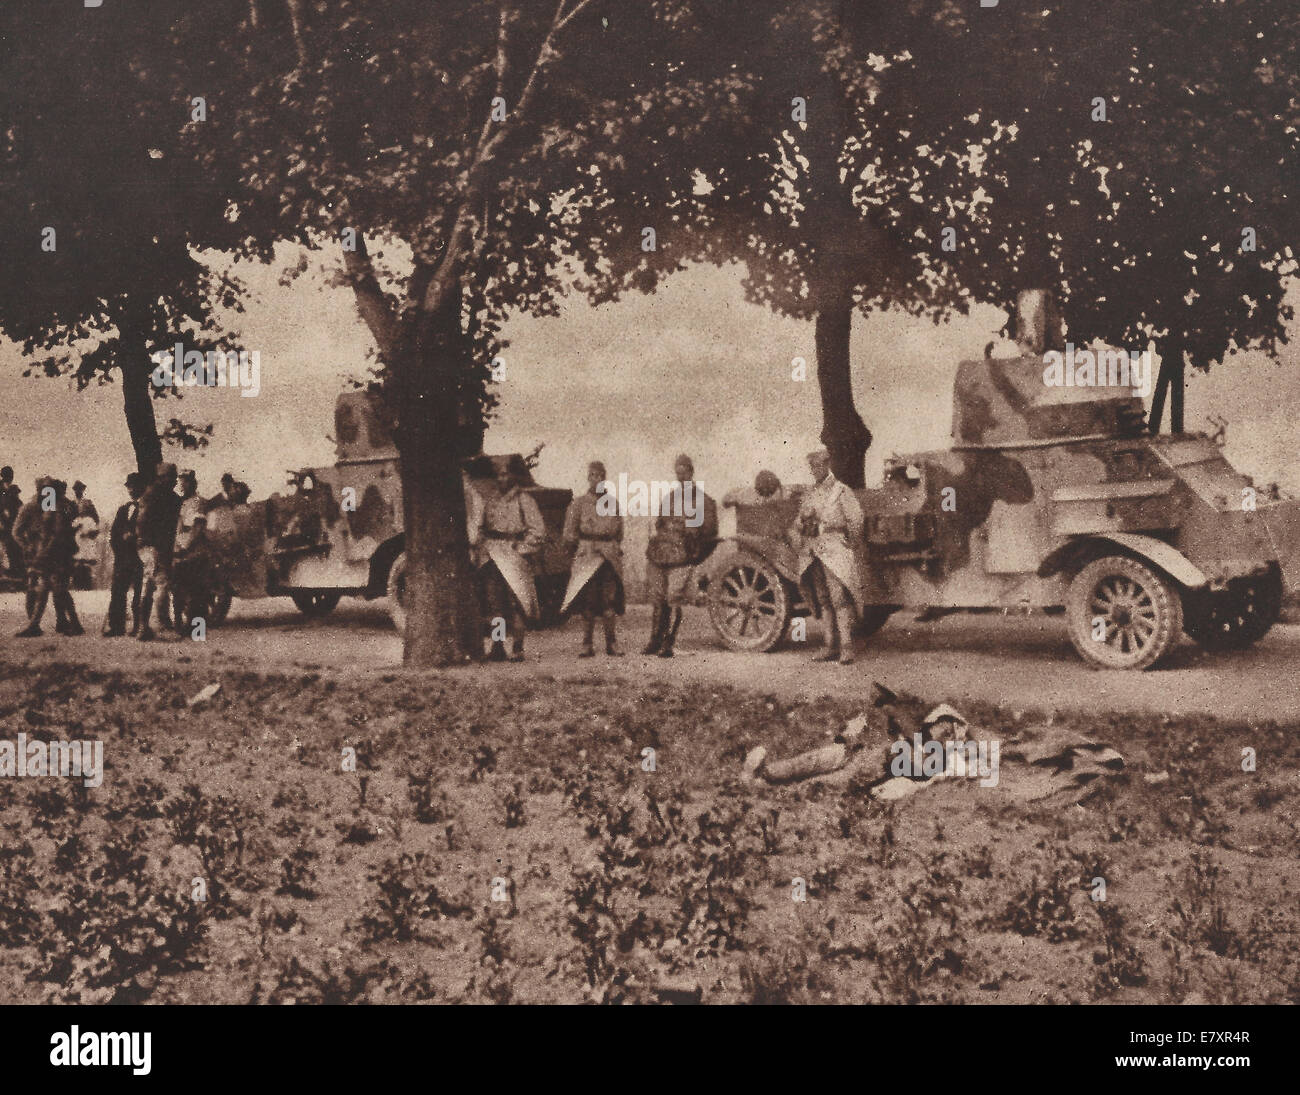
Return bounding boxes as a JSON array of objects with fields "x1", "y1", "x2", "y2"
[
  {"x1": 811, "y1": 560, "x2": 853, "y2": 646},
  {"x1": 479, "y1": 564, "x2": 525, "y2": 643},
  {"x1": 646, "y1": 561, "x2": 695, "y2": 605}
]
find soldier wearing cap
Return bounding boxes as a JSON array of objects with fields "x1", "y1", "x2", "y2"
[
  {"x1": 561, "y1": 461, "x2": 625, "y2": 658},
  {"x1": 468, "y1": 456, "x2": 546, "y2": 662},
  {"x1": 71, "y1": 480, "x2": 99, "y2": 524},
  {"x1": 643, "y1": 453, "x2": 718, "y2": 658},
  {"x1": 103, "y1": 473, "x2": 145, "y2": 637},
  {"x1": 14, "y1": 478, "x2": 82, "y2": 638},
  {"x1": 794, "y1": 449, "x2": 864, "y2": 665},
  {"x1": 217, "y1": 472, "x2": 250, "y2": 506},
  {"x1": 722, "y1": 470, "x2": 786, "y2": 509},
  {"x1": 135, "y1": 463, "x2": 181, "y2": 641}
]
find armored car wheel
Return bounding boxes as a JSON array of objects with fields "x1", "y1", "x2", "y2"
[
  {"x1": 291, "y1": 590, "x2": 341, "y2": 619},
  {"x1": 708, "y1": 551, "x2": 792, "y2": 652},
  {"x1": 386, "y1": 552, "x2": 408, "y2": 634},
  {"x1": 1066, "y1": 555, "x2": 1183, "y2": 670},
  {"x1": 1183, "y1": 566, "x2": 1281, "y2": 651}
]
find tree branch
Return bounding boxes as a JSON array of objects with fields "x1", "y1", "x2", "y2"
[
  {"x1": 420, "y1": 0, "x2": 603, "y2": 319},
  {"x1": 286, "y1": 0, "x2": 310, "y2": 68},
  {"x1": 343, "y1": 236, "x2": 400, "y2": 359}
]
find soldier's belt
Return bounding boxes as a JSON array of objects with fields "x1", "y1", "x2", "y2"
[
  {"x1": 579, "y1": 533, "x2": 618, "y2": 542},
  {"x1": 484, "y1": 530, "x2": 524, "y2": 541}
]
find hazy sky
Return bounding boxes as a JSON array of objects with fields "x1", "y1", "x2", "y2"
[{"x1": 2, "y1": 251, "x2": 1297, "y2": 518}]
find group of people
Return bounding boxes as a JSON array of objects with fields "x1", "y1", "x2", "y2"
[
  {"x1": 469, "y1": 448, "x2": 863, "y2": 666},
  {"x1": 5, "y1": 463, "x2": 250, "y2": 641},
  {"x1": 5, "y1": 448, "x2": 865, "y2": 664}
]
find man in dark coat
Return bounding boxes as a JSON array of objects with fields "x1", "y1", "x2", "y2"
[{"x1": 103, "y1": 473, "x2": 145, "y2": 637}]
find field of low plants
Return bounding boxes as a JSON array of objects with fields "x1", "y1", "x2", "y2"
[{"x1": 0, "y1": 658, "x2": 1297, "y2": 1003}]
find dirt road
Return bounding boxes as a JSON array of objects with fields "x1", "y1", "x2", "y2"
[{"x1": 2, "y1": 591, "x2": 1295, "y2": 722}]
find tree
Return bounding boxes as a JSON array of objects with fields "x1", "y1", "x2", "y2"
[
  {"x1": 0, "y1": 1, "x2": 252, "y2": 475},
  {"x1": 174, "y1": 0, "x2": 733, "y2": 664},
  {"x1": 570, "y1": 0, "x2": 1298, "y2": 479},
  {"x1": 903, "y1": 0, "x2": 1299, "y2": 434}
]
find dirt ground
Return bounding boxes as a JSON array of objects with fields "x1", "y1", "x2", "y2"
[
  {"x1": 7, "y1": 590, "x2": 1300, "y2": 722},
  {"x1": 1, "y1": 649, "x2": 1297, "y2": 1004}
]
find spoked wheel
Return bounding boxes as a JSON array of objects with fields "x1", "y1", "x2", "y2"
[
  {"x1": 1067, "y1": 555, "x2": 1183, "y2": 670},
  {"x1": 708, "y1": 552, "x2": 792, "y2": 652},
  {"x1": 291, "y1": 590, "x2": 342, "y2": 619},
  {"x1": 1183, "y1": 565, "x2": 1282, "y2": 651}
]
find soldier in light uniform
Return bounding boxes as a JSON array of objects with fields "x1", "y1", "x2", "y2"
[
  {"x1": 468, "y1": 457, "x2": 546, "y2": 662},
  {"x1": 135, "y1": 463, "x2": 181, "y2": 642},
  {"x1": 172, "y1": 470, "x2": 210, "y2": 633},
  {"x1": 795, "y1": 449, "x2": 864, "y2": 665},
  {"x1": 643, "y1": 454, "x2": 719, "y2": 658},
  {"x1": 561, "y1": 461, "x2": 625, "y2": 658}
]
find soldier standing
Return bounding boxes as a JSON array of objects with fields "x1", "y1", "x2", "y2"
[
  {"x1": 135, "y1": 463, "x2": 181, "y2": 642},
  {"x1": 12, "y1": 477, "x2": 47, "y2": 619},
  {"x1": 468, "y1": 457, "x2": 546, "y2": 662},
  {"x1": 103, "y1": 473, "x2": 145, "y2": 637},
  {"x1": 561, "y1": 461, "x2": 625, "y2": 658},
  {"x1": 794, "y1": 449, "x2": 864, "y2": 666},
  {"x1": 70, "y1": 480, "x2": 101, "y2": 589},
  {"x1": 71, "y1": 480, "x2": 99, "y2": 524},
  {"x1": 0, "y1": 466, "x2": 22, "y2": 577},
  {"x1": 14, "y1": 479, "x2": 82, "y2": 637},
  {"x1": 218, "y1": 472, "x2": 251, "y2": 506},
  {"x1": 171, "y1": 470, "x2": 209, "y2": 633},
  {"x1": 643, "y1": 454, "x2": 718, "y2": 658},
  {"x1": 722, "y1": 470, "x2": 785, "y2": 509},
  {"x1": 173, "y1": 513, "x2": 213, "y2": 634}
]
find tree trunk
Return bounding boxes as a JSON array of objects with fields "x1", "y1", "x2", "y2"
[
  {"x1": 814, "y1": 288, "x2": 872, "y2": 489},
  {"x1": 120, "y1": 346, "x2": 162, "y2": 476},
  {"x1": 392, "y1": 298, "x2": 485, "y2": 667},
  {"x1": 1147, "y1": 340, "x2": 1185, "y2": 434}
]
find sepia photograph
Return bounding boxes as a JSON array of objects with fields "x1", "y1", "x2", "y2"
[{"x1": 0, "y1": 0, "x2": 1295, "y2": 1066}]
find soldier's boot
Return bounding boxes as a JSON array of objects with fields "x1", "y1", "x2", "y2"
[
  {"x1": 642, "y1": 604, "x2": 666, "y2": 655},
  {"x1": 836, "y1": 609, "x2": 856, "y2": 666},
  {"x1": 137, "y1": 593, "x2": 156, "y2": 641},
  {"x1": 579, "y1": 613, "x2": 596, "y2": 658},
  {"x1": 24, "y1": 586, "x2": 36, "y2": 620},
  {"x1": 813, "y1": 612, "x2": 840, "y2": 661},
  {"x1": 603, "y1": 612, "x2": 624, "y2": 657},
  {"x1": 658, "y1": 608, "x2": 682, "y2": 658},
  {"x1": 813, "y1": 639, "x2": 841, "y2": 662},
  {"x1": 507, "y1": 612, "x2": 526, "y2": 662},
  {"x1": 56, "y1": 592, "x2": 84, "y2": 636},
  {"x1": 16, "y1": 591, "x2": 48, "y2": 637}
]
